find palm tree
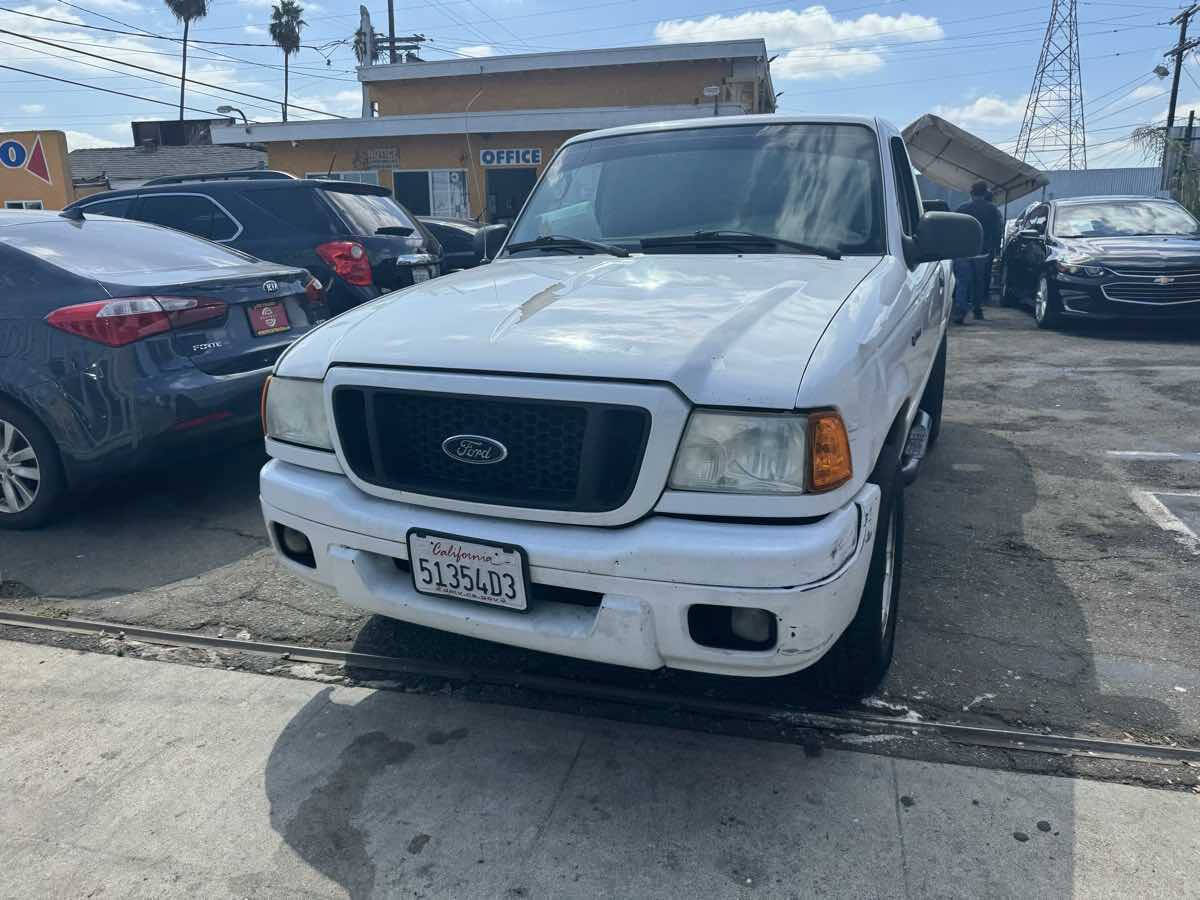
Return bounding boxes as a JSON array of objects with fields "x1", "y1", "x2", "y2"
[
  {"x1": 163, "y1": 0, "x2": 209, "y2": 121},
  {"x1": 270, "y1": 1, "x2": 306, "y2": 123}
]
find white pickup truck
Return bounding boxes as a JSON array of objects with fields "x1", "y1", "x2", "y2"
[{"x1": 259, "y1": 115, "x2": 980, "y2": 697}]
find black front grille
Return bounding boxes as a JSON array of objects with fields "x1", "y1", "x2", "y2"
[
  {"x1": 332, "y1": 386, "x2": 651, "y2": 512},
  {"x1": 1102, "y1": 280, "x2": 1200, "y2": 304}
]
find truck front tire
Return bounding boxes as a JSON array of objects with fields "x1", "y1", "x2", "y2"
[{"x1": 806, "y1": 442, "x2": 904, "y2": 700}]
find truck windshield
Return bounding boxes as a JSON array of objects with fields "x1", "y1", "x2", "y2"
[{"x1": 506, "y1": 123, "x2": 886, "y2": 256}]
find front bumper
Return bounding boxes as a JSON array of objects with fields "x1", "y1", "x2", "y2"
[
  {"x1": 260, "y1": 460, "x2": 881, "y2": 677},
  {"x1": 1054, "y1": 273, "x2": 1200, "y2": 320}
]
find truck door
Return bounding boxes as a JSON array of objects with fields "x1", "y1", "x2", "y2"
[{"x1": 889, "y1": 137, "x2": 942, "y2": 408}]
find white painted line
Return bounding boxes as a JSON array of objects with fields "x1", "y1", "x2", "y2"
[
  {"x1": 1129, "y1": 489, "x2": 1200, "y2": 555},
  {"x1": 1108, "y1": 451, "x2": 1200, "y2": 462}
]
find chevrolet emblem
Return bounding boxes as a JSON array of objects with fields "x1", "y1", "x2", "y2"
[{"x1": 1154, "y1": 275, "x2": 1174, "y2": 285}]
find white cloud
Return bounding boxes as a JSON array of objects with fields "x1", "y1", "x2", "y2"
[
  {"x1": 933, "y1": 94, "x2": 1028, "y2": 127},
  {"x1": 1131, "y1": 83, "x2": 1166, "y2": 100},
  {"x1": 456, "y1": 45, "x2": 497, "y2": 58},
  {"x1": 19, "y1": 103, "x2": 45, "y2": 114},
  {"x1": 287, "y1": 87, "x2": 362, "y2": 120},
  {"x1": 654, "y1": 5, "x2": 943, "y2": 80},
  {"x1": 243, "y1": 25, "x2": 266, "y2": 37},
  {"x1": 83, "y1": 0, "x2": 143, "y2": 11},
  {"x1": 65, "y1": 130, "x2": 122, "y2": 150},
  {"x1": 237, "y1": 0, "x2": 324, "y2": 12},
  {"x1": 0, "y1": 4, "x2": 241, "y2": 99}
]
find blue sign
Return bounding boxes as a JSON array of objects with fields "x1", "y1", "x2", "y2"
[
  {"x1": 0, "y1": 139, "x2": 28, "y2": 169},
  {"x1": 480, "y1": 148, "x2": 542, "y2": 167}
]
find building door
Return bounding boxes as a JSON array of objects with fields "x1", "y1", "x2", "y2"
[
  {"x1": 393, "y1": 171, "x2": 431, "y2": 216},
  {"x1": 486, "y1": 168, "x2": 537, "y2": 225}
]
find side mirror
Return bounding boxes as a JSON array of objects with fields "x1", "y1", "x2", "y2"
[
  {"x1": 473, "y1": 224, "x2": 510, "y2": 263},
  {"x1": 910, "y1": 211, "x2": 981, "y2": 264},
  {"x1": 1017, "y1": 228, "x2": 1041, "y2": 240},
  {"x1": 922, "y1": 199, "x2": 950, "y2": 213}
]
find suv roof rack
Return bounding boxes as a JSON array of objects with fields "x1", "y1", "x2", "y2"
[{"x1": 142, "y1": 169, "x2": 296, "y2": 186}]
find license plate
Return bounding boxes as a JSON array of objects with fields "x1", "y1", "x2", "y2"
[
  {"x1": 406, "y1": 530, "x2": 529, "y2": 610},
  {"x1": 248, "y1": 301, "x2": 290, "y2": 336},
  {"x1": 411, "y1": 267, "x2": 430, "y2": 283}
]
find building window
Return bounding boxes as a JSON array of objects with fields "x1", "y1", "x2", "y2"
[
  {"x1": 392, "y1": 169, "x2": 469, "y2": 218},
  {"x1": 4, "y1": 200, "x2": 43, "y2": 210},
  {"x1": 306, "y1": 170, "x2": 380, "y2": 185}
]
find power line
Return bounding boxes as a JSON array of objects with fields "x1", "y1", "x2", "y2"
[
  {"x1": 0, "y1": 24, "x2": 348, "y2": 118},
  {"x1": 0, "y1": 61, "x2": 222, "y2": 116}
]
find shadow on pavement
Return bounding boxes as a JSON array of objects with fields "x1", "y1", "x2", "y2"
[
  {"x1": 261, "y1": 683, "x2": 1082, "y2": 898},
  {"x1": 0, "y1": 441, "x2": 268, "y2": 600}
]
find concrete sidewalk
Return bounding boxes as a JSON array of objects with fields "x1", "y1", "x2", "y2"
[{"x1": 1, "y1": 641, "x2": 1196, "y2": 899}]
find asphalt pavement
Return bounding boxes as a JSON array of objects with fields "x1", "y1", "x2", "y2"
[
  {"x1": 2, "y1": 306, "x2": 1199, "y2": 750},
  {"x1": 4, "y1": 640, "x2": 1197, "y2": 899}
]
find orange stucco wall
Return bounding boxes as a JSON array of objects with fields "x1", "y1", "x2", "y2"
[
  {"x1": 0, "y1": 131, "x2": 74, "y2": 209},
  {"x1": 366, "y1": 60, "x2": 743, "y2": 117},
  {"x1": 264, "y1": 130, "x2": 581, "y2": 219}
]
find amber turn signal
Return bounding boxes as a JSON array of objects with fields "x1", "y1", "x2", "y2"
[
  {"x1": 260, "y1": 375, "x2": 272, "y2": 436},
  {"x1": 809, "y1": 411, "x2": 853, "y2": 492}
]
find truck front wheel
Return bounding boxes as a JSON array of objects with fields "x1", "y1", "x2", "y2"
[{"x1": 806, "y1": 443, "x2": 904, "y2": 700}]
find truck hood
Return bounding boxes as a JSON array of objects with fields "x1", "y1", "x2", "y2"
[{"x1": 281, "y1": 254, "x2": 882, "y2": 409}]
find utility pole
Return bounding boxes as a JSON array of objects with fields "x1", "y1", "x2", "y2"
[
  {"x1": 1162, "y1": 4, "x2": 1200, "y2": 188},
  {"x1": 387, "y1": 0, "x2": 397, "y2": 64}
]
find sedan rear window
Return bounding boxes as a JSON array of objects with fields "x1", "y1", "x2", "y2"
[
  {"x1": 1, "y1": 218, "x2": 257, "y2": 277},
  {"x1": 322, "y1": 189, "x2": 417, "y2": 235}
]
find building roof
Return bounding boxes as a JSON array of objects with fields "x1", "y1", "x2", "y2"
[
  {"x1": 1039, "y1": 167, "x2": 1163, "y2": 201},
  {"x1": 358, "y1": 39, "x2": 770, "y2": 83},
  {"x1": 67, "y1": 145, "x2": 266, "y2": 182},
  {"x1": 211, "y1": 103, "x2": 747, "y2": 145}
]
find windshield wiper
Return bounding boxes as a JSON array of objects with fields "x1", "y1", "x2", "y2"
[
  {"x1": 376, "y1": 225, "x2": 414, "y2": 237},
  {"x1": 640, "y1": 230, "x2": 841, "y2": 260},
  {"x1": 505, "y1": 234, "x2": 630, "y2": 258}
]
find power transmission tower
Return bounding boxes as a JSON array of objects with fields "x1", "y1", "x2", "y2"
[
  {"x1": 1015, "y1": 0, "x2": 1087, "y2": 171},
  {"x1": 1161, "y1": 4, "x2": 1200, "y2": 188}
]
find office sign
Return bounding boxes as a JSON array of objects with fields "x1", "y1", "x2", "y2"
[{"x1": 480, "y1": 148, "x2": 542, "y2": 167}]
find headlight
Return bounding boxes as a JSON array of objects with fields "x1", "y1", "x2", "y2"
[
  {"x1": 262, "y1": 376, "x2": 333, "y2": 450},
  {"x1": 1056, "y1": 259, "x2": 1104, "y2": 277},
  {"x1": 669, "y1": 410, "x2": 852, "y2": 494}
]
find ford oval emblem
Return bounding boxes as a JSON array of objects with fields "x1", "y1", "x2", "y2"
[{"x1": 442, "y1": 434, "x2": 508, "y2": 465}]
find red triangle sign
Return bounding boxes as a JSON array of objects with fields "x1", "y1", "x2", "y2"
[{"x1": 25, "y1": 135, "x2": 51, "y2": 185}]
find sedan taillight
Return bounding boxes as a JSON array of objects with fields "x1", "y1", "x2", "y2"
[
  {"x1": 315, "y1": 240, "x2": 372, "y2": 287},
  {"x1": 45, "y1": 296, "x2": 227, "y2": 347}
]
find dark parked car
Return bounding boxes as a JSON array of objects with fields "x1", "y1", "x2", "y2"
[
  {"x1": 0, "y1": 210, "x2": 328, "y2": 528},
  {"x1": 1000, "y1": 195, "x2": 1200, "y2": 329},
  {"x1": 65, "y1": 177, "x2": 441, "y2": 315},
  {"x1": 417, "y1": 216, "x2": 487, "y2": 272}
]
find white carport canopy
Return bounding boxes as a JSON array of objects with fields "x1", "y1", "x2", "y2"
[{"x1": 902, "y1": 114, "x2": 1048, "y2": 204}]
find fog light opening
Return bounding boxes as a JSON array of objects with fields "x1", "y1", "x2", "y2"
[
  {"x1": 731, "y1": 607, "x2": 773, "y2": 644},
  {"x1": 274, "y1": 523, "x2": 315, "y2": 568},
  {"x1": 688, "y1": 604, "x2": 777, "y2": 652}
]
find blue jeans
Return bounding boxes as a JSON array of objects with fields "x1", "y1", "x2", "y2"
[{"x1": 953, "y1": 254, "x2": 990, "y2": 318}]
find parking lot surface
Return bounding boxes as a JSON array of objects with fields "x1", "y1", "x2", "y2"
[
  {"x1": 6, "y1": 641, "x2": 1197, "y2": 898},
  {"x1": 2, "y1": 307, "x2": 1199, "y2": 749}
]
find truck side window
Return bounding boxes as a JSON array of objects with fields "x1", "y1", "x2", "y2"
[{"x1": 889, "y1": 137, "x2": 922, "y2": 238}]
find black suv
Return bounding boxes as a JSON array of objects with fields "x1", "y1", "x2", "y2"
[{"x1": 65, "y1": 177, "x2": 442, "y2": 314}]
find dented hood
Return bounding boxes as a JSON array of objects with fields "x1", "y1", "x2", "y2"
[{"x1": 281, "y1": 253, "x2": 882, "y2": 409}]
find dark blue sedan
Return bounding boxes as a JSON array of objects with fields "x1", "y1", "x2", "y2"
[{"x1": 0, "y1": 209, "x2": 328, "y2": 528}]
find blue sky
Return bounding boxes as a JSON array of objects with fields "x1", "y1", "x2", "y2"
[{"x1": 0, "y1": 0, "x2": 1193, "y2": 167}]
